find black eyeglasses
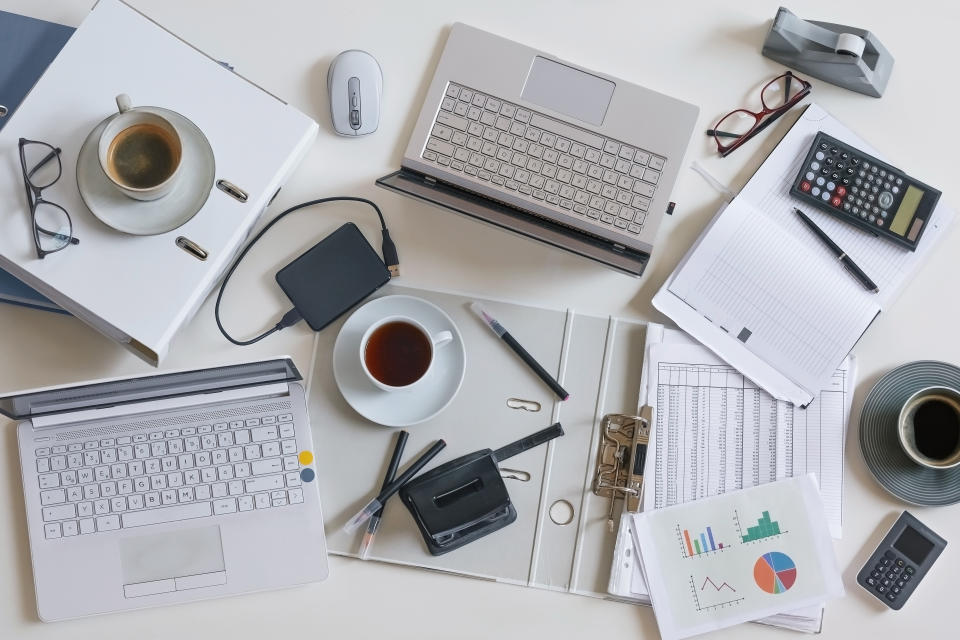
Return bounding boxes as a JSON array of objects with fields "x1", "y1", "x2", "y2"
[
  {"x1": 707, "y1": 71, "x2": 812, "y2": 158},
  {"x1": 18, "y1": 137, "x2": 79, "y2": 259}
]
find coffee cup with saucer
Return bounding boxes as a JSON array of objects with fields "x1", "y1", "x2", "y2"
[
  {"x1": 76, "y1": 94, "x2": 216, "y2": 236},
  {"x1": 333, "y1": 295, "x2": 466, "y2": 427}
]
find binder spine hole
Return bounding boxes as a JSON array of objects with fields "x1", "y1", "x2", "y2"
[
  {"x1": 499, "y1": 468, "x2": 531, "y2": 482},
  {"x1": 549, "y1": 499, "x2": 574, "y2": 525},
  {"x1": 506, "y1": 398, "x2": 541, "y2": 412}
]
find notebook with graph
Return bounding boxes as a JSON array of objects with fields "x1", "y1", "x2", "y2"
[{"x1": 653, "y1": 103, "x2": 955, "y2": 405}]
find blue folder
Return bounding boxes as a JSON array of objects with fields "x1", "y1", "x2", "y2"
[{"x1": 0, "y1": 10, "x2": 75, "y2": 314}]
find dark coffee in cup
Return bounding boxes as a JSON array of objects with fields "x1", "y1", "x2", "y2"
[
  {"x1": 898, "y1": 386, "x2": 960, "y2": 469},
  {"x1": 363, "y1": 321, "x2": 433, "y2": 387},
  {"x1": 107, "y1": 123, "x2": 180, "y2": 189}
]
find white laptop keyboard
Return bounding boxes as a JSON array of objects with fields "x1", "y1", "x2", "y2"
[
  {"x1": 34, "y1": 413, "x2": 306, "y2": 539},
  {"x1": 421, "y1": 82, "x2": 666, "y2": 238}
]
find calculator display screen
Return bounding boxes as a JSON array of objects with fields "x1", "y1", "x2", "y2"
[
  {"x1": 893, "y1": 526, "x2": 935, "y2": 564},
  {"x1": 889, "y1": 185, "x2": 924, "y2": 236}
]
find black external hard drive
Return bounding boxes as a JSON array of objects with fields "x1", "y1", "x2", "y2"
[{"x1": 275, "y1": 223, "x2": 390, "y2": 331}]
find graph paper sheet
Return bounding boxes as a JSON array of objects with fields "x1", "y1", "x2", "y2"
[
  {"x1": 632, "y1": 475, "x2": 843, "y2": 640},
  {"x1": 642, "y1": 341, "x2": 851, "y2": 539}
]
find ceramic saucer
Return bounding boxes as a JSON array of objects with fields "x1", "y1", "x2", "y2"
[
  {"x1": 333, "y1": 295, "x2": 466, "y2": 427},
  {"x1": 859, "y1": 360, "x2": 960, "y2": 506},
  {"x1": 76, "y1": 107, "x2": 215, "y2": 235}
]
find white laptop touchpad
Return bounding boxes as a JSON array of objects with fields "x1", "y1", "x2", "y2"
[
  {"x1": 521, "y1": 56, "x2": 615, "y2": 126},
  {"x1": 120, "y1": 525, "x2": 227, "y2": 598}
]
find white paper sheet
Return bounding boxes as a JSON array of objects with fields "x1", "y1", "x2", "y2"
[
  {"x1": 633, "y1": 475, "x2": 843, "y2": 640},
  {"x1": 642, "y1": 342, "x2": 850, "y2": 539}
]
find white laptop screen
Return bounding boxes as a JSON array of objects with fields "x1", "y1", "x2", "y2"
[{"x1": 0, "y1": 358, "x2": 300, "y2": 420}]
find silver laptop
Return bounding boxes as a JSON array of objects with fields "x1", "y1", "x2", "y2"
[
  {"x1": 378, "y1": 23, "x2": 699, "y2": 276},
  {"x1": 2, "y1": 358, "x2": 328, "y2": 621}
]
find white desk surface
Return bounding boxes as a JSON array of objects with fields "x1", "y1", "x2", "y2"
[{"x1": 0, "y1": 0, "x2": 956, "y2": 637}]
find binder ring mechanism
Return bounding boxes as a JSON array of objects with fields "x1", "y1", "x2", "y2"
[{"x1": 592, "y1": 407, "x2": 651, "y2": 532}]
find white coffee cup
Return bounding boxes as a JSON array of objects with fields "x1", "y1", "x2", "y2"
[
  {"x1": 97, "y1": 94, "x2": 182, "y2": 201},
  {"x1": 359, "y1": 315, "x2": 453, "y2": 392}
]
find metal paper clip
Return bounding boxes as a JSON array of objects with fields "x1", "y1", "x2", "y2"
[{"x1": 592, "y1": 407, "x2": 651, "y2": 532}]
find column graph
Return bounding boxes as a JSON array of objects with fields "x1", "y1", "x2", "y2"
[{"x1": 677, "y1": 523, "x2": 727, "y2": 557}]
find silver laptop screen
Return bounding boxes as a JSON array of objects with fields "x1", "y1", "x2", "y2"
[{"x1": 0, "y1": 358, "x2": 301, "y2": 420}]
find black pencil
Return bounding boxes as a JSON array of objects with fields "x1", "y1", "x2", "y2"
[
  {"x1": 359, "y1": 430, "x2": 408, "y2": 559},
  {"x1": 470, "y1": 301, "x2": 570, "y2": 401}
]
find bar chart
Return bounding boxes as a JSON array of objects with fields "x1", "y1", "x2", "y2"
[
  {"x1": 678, "y1": 523, "x2": 726, "y2": 557},
  {"x1": 736, "y1": 510, "x2": 786, "y2": 543}
]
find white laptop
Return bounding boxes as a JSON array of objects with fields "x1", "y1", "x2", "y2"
[
  {"x1": 1, "y1": 358, "x2": 328, "y2": 621},
  {"x1": 378, "y1": 23, "x2": 699, "y2": 276}
]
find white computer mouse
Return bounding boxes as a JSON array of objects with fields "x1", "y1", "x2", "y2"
[{"x1": 327, "y1": 49, "x2": 382, "y2": 136}]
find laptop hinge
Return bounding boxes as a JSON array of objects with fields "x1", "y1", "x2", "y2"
[
  {"x1": 424, "y1": 175, "x2": 437, "y2": 185},
  {"x1": 31, "y1": 382, "x2": 289, "y2": 430}
]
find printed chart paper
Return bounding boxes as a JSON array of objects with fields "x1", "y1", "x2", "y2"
[{"x1": 632, "y1": 475, "x2": 842, "y2": 640}]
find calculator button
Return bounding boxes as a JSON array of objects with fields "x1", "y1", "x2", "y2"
[
  {"x1": 877, "y1": 219, "x2": 884, "y2": 226},
  {"x1": 886, "y1": 571, "x2": 896, "y2": 580},
  {"x1": 830, "y1": 147, "x2": 838, "y2": 154},
  {"x1": 841, "y1": 152, "x2": 849, "y2": 160},
  {"x1": 810, "y1": 161, "x2": 820, "y2": 171},
  {"x1": 811, "y1": 187, "x2": 821, "y2": 197},
  {"x1": 852, "y1": 207, "x2": 860, "y2": 215},
  {"x1": 905, "y1": 566, "x2": 916, "y2": 575},
  {"x1": 825, "y1": 158, "x2": 834, "y2": 166},
  {"x1": 819, "y1": 142, "x2": 828, "y2": 150},
  {"x1": 843, "y1": 203, "x2": 851, "y2": 212},
  {"x1": 871, "y1": 166, "x2": 878, "y2": 173},
  {"x1": 836, "y1": 186, "x2": 847, "y2": 197},
  {"x1": 884, "y1": 182, "x2": 891, "y2": 190},
  {"x1": 902, "y1": 573, "x2": 911, "y2": 582},
  {"x1": 871, "y1": 570, "x2": 882, "y2": 579},
  {"x1": 826, "y1": 181, "x2": 836, "y2": 191},
  {"x1": 892, "y1": 186, "x2": 900, "y2": 194},
  {"x1": 896, "y1": 579, "x2": 905, "y2": 588},
  {"x1": 852, "y1": 157, "x2": 860, "y2": 165},
  {"x1": 896, "y1": 177, "x2": 903, "y2": 185},
  {"x1": 806, "y1": 172, "x2": 815, "y2": 181},
  {"x1": 831, "y1": 196, "x2": 842, "y2": 207},
  {"x1": 886, "y1": 592, "x2": 897, "y2": 602},
  {"x1": 816, "y1": 176, "x2": 825, "y2": 186},
  {"x1": 815, "y1": 151, "x2": 825, "y2": 161},
  {"x1": 842, "y1": 178, "x2": 850, "y2": 185},
  {"x1": 896, "y1": 558, "x2": 905, "y2": 567},
  {"x1": 877, "y1": 585, "x2": 887, "y2": 594},
  {"x1": 880, "y1": 169, "x2": 887, "y2": 178},
  {"x1": 863, "y1": 162, "x2": 871, "y2": 169},
  {"x1": 821, "y1": 168, "x2": 829, "y2": 175},
  {"x1": 831, "y1": 172, "x2": 840, "y2": 181},
  {"x1": 836, "y1": 163, "x2": 845, "y2": 170},
  {"x1": 821, "y1": 191, "x2": 830, "y2": 201},
  {"x1": 869, "y1": 215, "x2": 876, "y2": 222},
  {"x1": 800, "y1": 181, "x2": 811, "y2": 192}
]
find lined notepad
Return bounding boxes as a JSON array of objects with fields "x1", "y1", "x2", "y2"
[{"x1": 654, "y1": 103, "x2": 955, "y2": 404}]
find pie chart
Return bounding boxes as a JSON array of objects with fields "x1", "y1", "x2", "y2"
[{"x1": 754, "y1": 552, "x2": 797, "y2": 594}]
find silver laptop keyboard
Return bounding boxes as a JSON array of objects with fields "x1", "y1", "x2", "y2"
[
  {"x1": 421, "y1": 82, "x2": 666, "y2": 237},
  {"x1": 34, "y1": 413, "x2": 306, "y2": 540}
]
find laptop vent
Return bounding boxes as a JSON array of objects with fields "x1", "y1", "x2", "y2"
[{"x1": 56, "y1": 400, "x2": 293, "y2": 441}]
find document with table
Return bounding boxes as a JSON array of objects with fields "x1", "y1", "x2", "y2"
[{"x1": 653, "y1": 103, "x2": 955, "y2": 406}]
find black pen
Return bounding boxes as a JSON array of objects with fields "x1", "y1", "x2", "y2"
[
  {"x1": 358, "y1": 430, "x2": 408, "y2": 559},
  {"x1": 343, "y1": 439, "x2": 447, "y2": 533},
  {"x1": 470, "y1": 302, "x2": 570, "y2": 401},
  {"x1": 794, "y1": 208, "x2": 879, "y2": 293}
]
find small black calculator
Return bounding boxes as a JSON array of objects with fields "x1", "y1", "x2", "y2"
[
  {"x1": 856, "y1": 511, "x2": 946, "y2": 610},
  {"x1": 790, "y1": 132, "x2": 941, "y2": 251}
]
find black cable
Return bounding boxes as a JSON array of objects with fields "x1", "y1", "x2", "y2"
[{"x1": 214, "y1": 196, "x2": 398, "y2": 346}]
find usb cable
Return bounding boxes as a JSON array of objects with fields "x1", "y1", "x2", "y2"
[{"x1": 214, "y1": 196, "x2": 399, "y2": 346}]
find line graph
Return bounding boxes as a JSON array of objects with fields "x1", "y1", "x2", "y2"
[
  {"x1": 701, "y1": 576, "x2": 736, "y2": 593},
  {"x1": 689, "y1": 575, "x2": 745, "y2": 612}
]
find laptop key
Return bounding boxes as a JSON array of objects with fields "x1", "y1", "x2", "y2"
[
  {"x1": 44, "y1": 523, "x2": 61, "y2": 539},
  {"x1": 96, "y1": 515, "x2": 120, "y2": 532},
  {"x1": 122, "y1": 501, "x2": 212, "y2": 528}
]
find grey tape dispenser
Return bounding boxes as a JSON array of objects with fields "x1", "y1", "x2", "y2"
[{"x1": 762, "y1": 6, "x2": 894, "y2": 97}]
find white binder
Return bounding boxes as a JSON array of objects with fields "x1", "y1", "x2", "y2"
[{"x1": 0, "y1": 0, "x2": 317, "y2": 365}]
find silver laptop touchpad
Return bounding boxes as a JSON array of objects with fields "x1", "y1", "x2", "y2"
[
  {"x1": 521, "y1": 56, "x2": 615, "y2": 126},
  {"x1": 120, "y1": 525, "x2": 227, "y2": 597}
]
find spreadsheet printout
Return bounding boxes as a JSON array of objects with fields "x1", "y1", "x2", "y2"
[{"x1": 643, "y1": 343, "x2": 850, "y2": 538}]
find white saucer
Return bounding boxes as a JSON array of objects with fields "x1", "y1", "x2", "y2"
[
  {"x1": 76, "y1": 107, "x2": 215, "y2": 236},
  {"x1": 333, "y1": 295, "x2": 466, "y2": 427}
]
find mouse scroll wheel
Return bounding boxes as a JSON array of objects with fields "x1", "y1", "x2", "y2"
[{"x1": 350, "y1": 110, "x2": 361, "y2": 127}]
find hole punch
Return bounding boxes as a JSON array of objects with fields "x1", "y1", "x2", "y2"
[
  {"x1": 176, "y1": 236, "x2": 208, "y2": 261},
  {"x1": 549, "y1": 499, "x2": 574, "y2": 525},
  {"x1": 506, "y1": 398, "x2": 541, "y2": 412},
  {"x1": 499, "y1": 468, "x2": 531, "y2": 482}
]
